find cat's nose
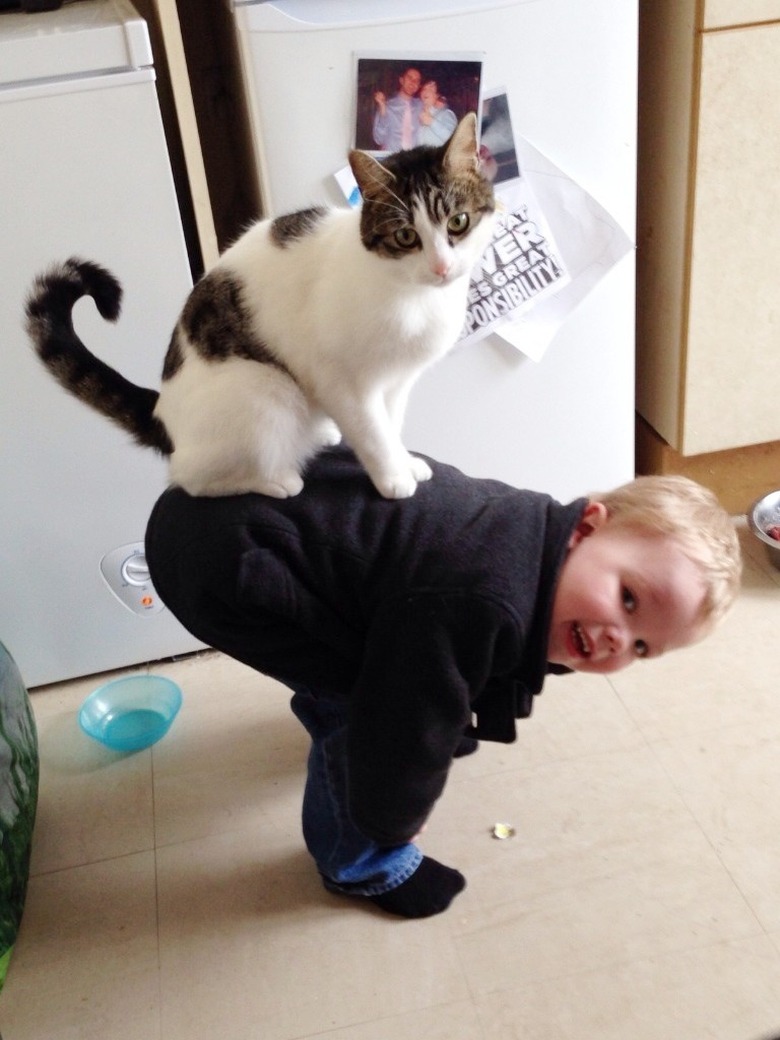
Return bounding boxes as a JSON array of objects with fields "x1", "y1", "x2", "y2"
[{"x1": 431, "y1": 257, "x2": 452, "y2": 279}]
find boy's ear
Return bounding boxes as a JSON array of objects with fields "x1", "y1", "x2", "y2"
[{"x1": 567, "y1": 501, "x2": 609, "y2": 548}]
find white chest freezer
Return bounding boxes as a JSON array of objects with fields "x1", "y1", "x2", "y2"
[
  {"x1": 231, "y1": 0, "x2": 637, "y2": 503},
  {"x1": 0, "y1": 0, "x2": 203, "y2": 687}
]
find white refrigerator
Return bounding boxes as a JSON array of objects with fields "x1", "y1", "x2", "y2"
[
  {"x1": 0, "y1": 0, "x2": 203, "y2": 688},
  {"x1": 230, "y1": 0, "x2": 637, "y2": 502}
]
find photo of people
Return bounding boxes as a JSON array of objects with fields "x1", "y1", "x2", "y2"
[
  {"x1": 479, "y1": 89, "x2": 520, "y2": 184},
  {"x1": 354, "y1": 55, "x2": 483, "y2": 153}
]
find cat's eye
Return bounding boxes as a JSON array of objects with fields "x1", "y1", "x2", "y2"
[
  {"x1": 621, "y1": 586, "x2": 637, "y2": 614},
  {"x1": 447, "y1": 213, "x2": 471, "y2": 236},
  {"x1": 394, "y1": 226, "x2": 420, "y2": 249}
]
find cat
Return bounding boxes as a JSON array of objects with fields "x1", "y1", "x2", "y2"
[{"x1": 25, "y1": 113, "x2": 496, "y2": 500}]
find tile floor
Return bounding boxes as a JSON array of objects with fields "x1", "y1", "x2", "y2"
[{"x1": 2, "y1": 523, "x2": 780, "y2": 1040}]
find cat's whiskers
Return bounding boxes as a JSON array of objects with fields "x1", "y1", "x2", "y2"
[{"x1": 368, "y1": 194, "x2": 412, "y2": 226}]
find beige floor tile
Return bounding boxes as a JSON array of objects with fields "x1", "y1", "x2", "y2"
[
  {"x1": 474, "y1": 935, "x2": 780, "y2": 1040},
  {"x1": 291, "y1": 1000, "x2": 486, "y2": 1040},
  {"x1": 767, "y1": 929, "x2": 780, "y2": 959},
  {"x1": 424, "y1": 743, "x2": 707, "y2": 899},
  {"x1": 0, "y1": 967, "x2": 161, "y2": 1040},
  {"x1": 453, "y1": 841, "x2": 762, "y2": 999},
  {"x1": 150, "y1": 654, "x2": 309, "y2": 848},
  {"x1": 652, "y1": 722, "x2": 780, "y2": 932},
  {"x1": 418, "y1": 747, "x2": 764, "y2": 994},
  {"x1": 1, "y1": 853, "x2": 160, "y2": 1035},
  {"x1": 454, "y1": 670, "x2": 646, "y2": 785},
  {"x1": 27, "y1": 670, "x2": 155, "y2": 874},
  {"x1": 156, "y1": 827, "x2": 469, "y2": 1040}
]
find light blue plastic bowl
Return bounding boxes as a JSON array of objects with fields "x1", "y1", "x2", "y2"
[{"x1": 78, "y1": 674, "x2": 182, "y2": 752}]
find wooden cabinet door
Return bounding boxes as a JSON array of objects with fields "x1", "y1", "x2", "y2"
[{"x1": 684, "y1": 22, "x2": 780, "y2": 453}]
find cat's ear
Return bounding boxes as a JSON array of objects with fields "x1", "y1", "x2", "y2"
[
  {"x1": 348, "y1": 149, "x2": 395, "y2": 202},
  {"x1": 443, "y1": 113, "x2": 480, "y2": 175}
]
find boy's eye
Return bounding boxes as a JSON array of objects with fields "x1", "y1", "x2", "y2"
[
  {"x1": 621, "y1": 586, "x2": 637, "y2": 613},
  {"x1": 394, "y1": 226, "x2": 419, "y2": 249},
  {"x1": 634, "y1": 639, "x2": 649, "y2": 658}
]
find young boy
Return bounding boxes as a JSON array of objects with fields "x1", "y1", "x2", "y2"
[{"x1": 144, "y1": 447, "x2": 741, "y2": 919}]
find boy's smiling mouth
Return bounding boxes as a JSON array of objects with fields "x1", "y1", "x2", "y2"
[{"x1": 571, "y1": 621, "x2": 591, "y2": 658}]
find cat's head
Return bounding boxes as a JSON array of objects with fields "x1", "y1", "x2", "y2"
[{"x1": 349, "y1": 114, "x2": 496, "y2": 286}]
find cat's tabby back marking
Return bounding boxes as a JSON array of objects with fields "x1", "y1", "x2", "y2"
[{"x1": 26, "y1": 114, "x2": 495, "y2": 499}]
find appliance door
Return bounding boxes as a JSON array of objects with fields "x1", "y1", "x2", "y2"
[
  {"x1": 0, "y1": 63, "x2": 202, "y2": 687},
  {"x1": 232, "y1": 0, "x2": 637, "y2": 501},
  {"x1": 233, "y1": 0, "x2": 635, "y2": 230}
]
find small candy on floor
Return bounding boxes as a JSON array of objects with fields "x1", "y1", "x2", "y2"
[{"x1": 491, "y1": 822, "x2": 515, "y2": 840}]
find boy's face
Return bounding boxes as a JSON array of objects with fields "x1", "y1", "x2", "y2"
[{"x1": 547, "y1": 504, "x2": 707, "y2": 674}]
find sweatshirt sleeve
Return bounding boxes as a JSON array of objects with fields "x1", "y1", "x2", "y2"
[{"x1": 346, "y1": 591, "x2": 519, "y2": 846}]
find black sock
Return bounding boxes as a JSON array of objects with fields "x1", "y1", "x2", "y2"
[
  {"x1": 370, "y1": 856, "x2": 466, "y2": 918},
  {"x1": 453, "y1": 735, "x2": 479, "y2": 758}
]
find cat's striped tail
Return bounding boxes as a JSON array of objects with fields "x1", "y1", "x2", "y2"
[{"x1": 25, "y1": 257, "x2": 172, "y2": 454}]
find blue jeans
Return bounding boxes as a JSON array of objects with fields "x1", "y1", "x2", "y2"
[{"x1": 289, "y1": 687, "x2": 422, "y2": 896}]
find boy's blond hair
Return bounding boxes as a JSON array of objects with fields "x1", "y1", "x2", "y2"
[{"x1": 592, "y1": 474, "x2": 742, "y2": 631}]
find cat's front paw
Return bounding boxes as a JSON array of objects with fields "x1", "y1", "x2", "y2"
[
  {"x1": 319, "y1": 420, "x2": 342, "y2": 448},
  {"x1": 373, "y1": 454, "x2": 433, "y2": 499},
  {"x1": 374, "y1": 469, "x2": 419, "y2": 499},
  {"x1": 254, "y1": 472, "x2": 304, "y2": 498},
  {"x1": 409, "y1": 456, "x2": 433, "y2": 483}
]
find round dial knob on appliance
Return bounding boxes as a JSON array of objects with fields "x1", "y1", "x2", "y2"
[{"x1": 121, "y1": 553, "x2": 151, "y2": 586}]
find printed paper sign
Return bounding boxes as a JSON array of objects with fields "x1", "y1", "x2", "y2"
[{"x1": 460, "y1": 192, "x2": 570, "y2": 347}]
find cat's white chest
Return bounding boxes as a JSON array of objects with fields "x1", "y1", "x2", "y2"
[{"x1": 387, "y1": 282, "x2": 467, "y2": 358}]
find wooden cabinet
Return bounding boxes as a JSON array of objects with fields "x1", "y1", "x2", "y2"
[
  {"x1": 703, "y1": 1, "x2": 780, "y2": 27},
  {"x1": 636, "y1": 0, "x2": 780, "y2": 510}
]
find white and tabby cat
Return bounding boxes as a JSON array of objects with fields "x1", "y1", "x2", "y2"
[{"x1": 26, "y1": 114, "x2": 495, "y2": 499}]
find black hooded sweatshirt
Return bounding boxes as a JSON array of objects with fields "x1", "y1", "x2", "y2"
[{"x1": 145, "y1": 447, "x2": 585, "y2": 847}]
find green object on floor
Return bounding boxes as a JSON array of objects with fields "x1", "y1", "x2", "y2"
[{"x1": 0, "y1": 639, "x2": 39, "y2": 994}]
